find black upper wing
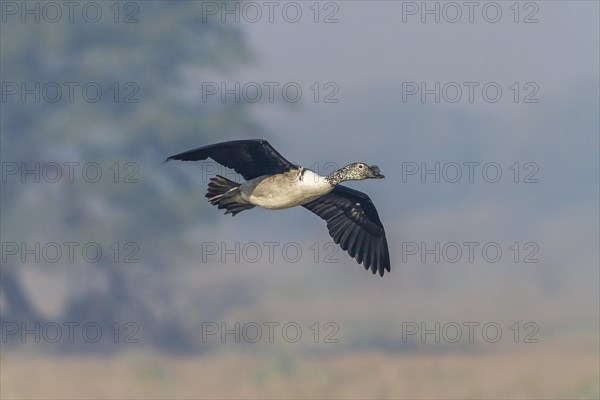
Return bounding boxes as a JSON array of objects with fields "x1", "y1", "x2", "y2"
[
  {"x1": 302, "y1": 185, "x2": 391, "y2": 276},
  {"x1": 165, "y1": 139, "x2": 297, "y2": 180}
]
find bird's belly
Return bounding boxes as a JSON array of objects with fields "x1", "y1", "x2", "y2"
[
  {"x1": 250, "y1": 191, "x2": 322, "y2": 209},
  {"x1": 241, "y1": 173, "x2": 331, "y2": 210}
]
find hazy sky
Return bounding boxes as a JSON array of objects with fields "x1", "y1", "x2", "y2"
[
  {"x1": 174, "y1": 1, "x2": 597, "y2": 300},
  {"x1": 204, "y1": 1, "x2": 600, "y2": 175}
]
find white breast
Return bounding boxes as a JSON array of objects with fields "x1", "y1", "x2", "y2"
[{"x1": 240, "y1": 169, "x2": 333, "y2": 210}]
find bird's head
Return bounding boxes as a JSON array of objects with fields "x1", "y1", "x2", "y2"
[{"x1": 327, "y1": 162, "x2": 385, "y2": 185}]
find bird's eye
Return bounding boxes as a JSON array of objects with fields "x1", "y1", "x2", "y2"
[{"x1": 358, "y1": 165, "x2": 363, "y2": 169}]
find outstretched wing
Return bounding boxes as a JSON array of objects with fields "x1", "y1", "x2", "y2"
[
  {"x1": 165, "y1": 139, "x2": 297, "y2": 180},
  {"x1": 302, "y1": 185, "x2": 391, "y2": 276}
]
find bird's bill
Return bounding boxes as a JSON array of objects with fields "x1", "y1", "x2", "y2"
[{"x1": 369, "y1": 165, "x2": 385, "y2": 179}]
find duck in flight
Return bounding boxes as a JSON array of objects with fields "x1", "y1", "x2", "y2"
[{"x1": 166, "y1": 139, "x2": 391, "y2": 276}]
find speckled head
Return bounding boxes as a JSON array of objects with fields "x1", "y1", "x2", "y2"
[{"x1": 326, "y1": 162, "x2": 385, "y2": 185}]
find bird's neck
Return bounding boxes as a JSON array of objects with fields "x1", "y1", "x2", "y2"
[{"x1": 325, "y1": 167, "x2": 350, "y2": 186}]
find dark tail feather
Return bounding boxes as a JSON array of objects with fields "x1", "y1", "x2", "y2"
[
  {"x1": 220, "y1": 202, "x2": 255, "y2": 216},
  {"x1": 206, "y1": 175, "x2": 255, "y2": 216},
  {"x1": 206, "y1": 175, "x2": 239, "y2": 199}
]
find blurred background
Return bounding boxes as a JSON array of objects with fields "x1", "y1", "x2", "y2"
[{"x1": 1, "y1": 1, "x2": 598, "y2": 398}]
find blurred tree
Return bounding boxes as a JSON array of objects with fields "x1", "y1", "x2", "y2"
[{"x1": 0, "y1": 1, "x2": 258, "y2": 352}]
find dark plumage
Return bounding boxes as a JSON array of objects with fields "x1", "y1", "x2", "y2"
[
  {"x1": 303, "y1": 186, "x2": 390, "y2": 276},
  {"x1": 165, "y1": 139, "x2": 298, "y2": 180}
]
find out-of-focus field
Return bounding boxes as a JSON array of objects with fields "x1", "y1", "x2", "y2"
[{"x1": 1, "y1": 335, "x2": 597, "y2": 399}]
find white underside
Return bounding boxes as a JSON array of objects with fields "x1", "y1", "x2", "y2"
[{"x1": 238, "y1": 169, "x2": 333, "y2": 210}]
